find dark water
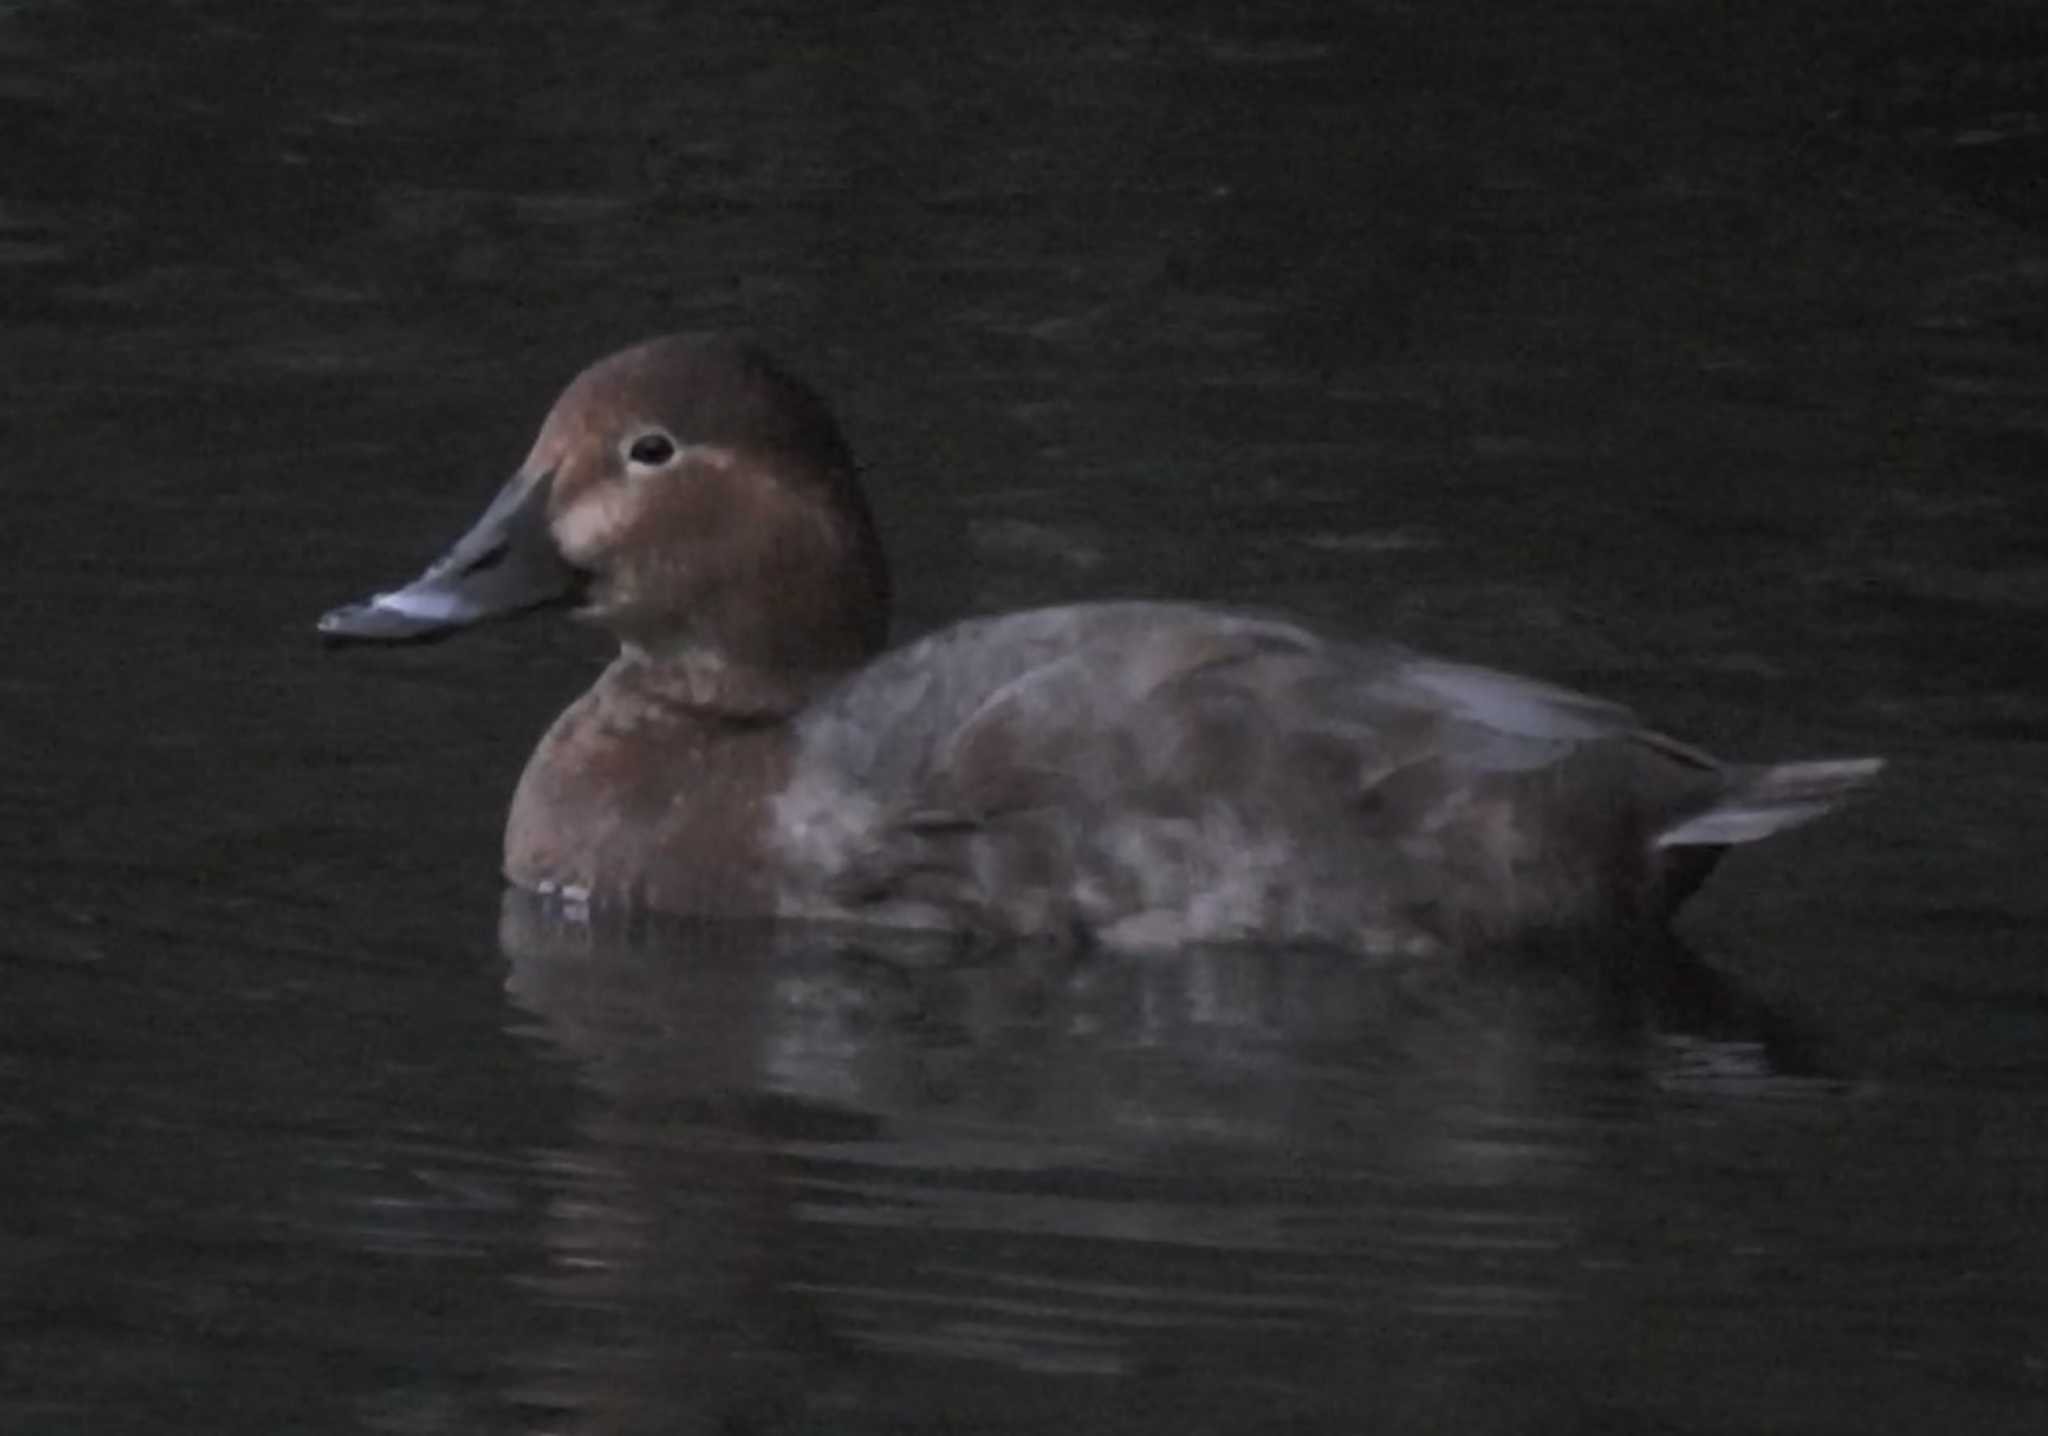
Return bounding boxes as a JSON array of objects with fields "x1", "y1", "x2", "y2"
[{"x1": 6, "y1": 1, "x2": 2048, "y2": 1431}]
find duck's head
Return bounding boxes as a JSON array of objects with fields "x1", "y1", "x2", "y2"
[{"x1": 320, "y1": 334, "x2": 890, "y2": 697}]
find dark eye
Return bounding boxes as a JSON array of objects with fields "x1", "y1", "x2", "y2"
[{"x1": 626, "y1": 431, "x2": 677, "y2": 468}]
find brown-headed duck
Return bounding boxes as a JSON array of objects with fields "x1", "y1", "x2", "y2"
[{"x1": 320, "y1": 334, "x2": 1880, "y2": 955}]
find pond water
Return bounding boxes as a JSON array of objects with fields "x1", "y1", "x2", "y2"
[{"x1": 5, "y1": 1, "x2": 2047, "y2": 1432}]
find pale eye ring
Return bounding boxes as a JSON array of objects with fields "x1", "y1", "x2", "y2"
[{"x1": 624, "y1": 430, "x2": 678, "y2": 470}]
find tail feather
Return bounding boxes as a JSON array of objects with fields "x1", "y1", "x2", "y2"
[{"x1": 1655, "y1": 757, "x2": 1883, "y2": 849}]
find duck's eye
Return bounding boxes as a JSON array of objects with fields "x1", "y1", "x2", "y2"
[{"x1": 625, "y1": 431, "x2": 678, "y2": 469}]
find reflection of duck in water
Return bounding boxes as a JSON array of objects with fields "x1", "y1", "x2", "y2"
[
  {"x1": 324, "y1": 335, "x2": 1878, "y2": 958},
  {"x1": 494, "y1": 894, "x2": 1832, "y2": 1429}
]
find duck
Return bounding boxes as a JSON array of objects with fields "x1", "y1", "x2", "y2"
[{"x1": 319, "y1": 333, "x2": 1880, "y2": 957}]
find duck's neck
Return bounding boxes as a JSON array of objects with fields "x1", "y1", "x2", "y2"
[{"x1": 612, "y1": 639, "x2": 847, "y2": 720}]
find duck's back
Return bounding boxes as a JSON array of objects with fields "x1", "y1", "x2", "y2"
[{"x1": 770, "y1": 602, "x2": 1848, "y2": 953}]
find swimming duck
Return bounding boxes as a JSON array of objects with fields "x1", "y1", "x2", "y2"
[{"x1": 320, "y1": 334, "x2": 1880, "y2": 955}]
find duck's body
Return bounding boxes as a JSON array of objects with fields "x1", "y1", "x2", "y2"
[{"x1": 321, "y1": 334, "x2": 1878, "y2": 957}]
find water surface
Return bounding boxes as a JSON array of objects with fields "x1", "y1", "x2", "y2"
[{"x1": 5, "y1": 1, "x2": 2047, "y2": 1431}]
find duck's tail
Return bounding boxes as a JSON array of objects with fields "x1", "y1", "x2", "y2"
[{"x1": 1654, "y1": 757, "x2": 1884, "y2": 850}]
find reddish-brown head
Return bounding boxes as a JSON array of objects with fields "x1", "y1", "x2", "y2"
[{"x1": 321, "y1": 334, "x2": 891, "y2": 702}]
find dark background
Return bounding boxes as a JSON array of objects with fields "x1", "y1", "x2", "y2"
[{"x1": 5, "y1": 2, "x2": 2046, "y2": 1432}]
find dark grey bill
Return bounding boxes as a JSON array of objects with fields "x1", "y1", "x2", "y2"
[{"x1": 318, "y1": 470, "x2": 587, "y2": 644}]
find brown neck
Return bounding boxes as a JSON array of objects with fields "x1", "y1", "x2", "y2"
[{"x1": 609, "y1": 639, "x2": 848, "y2": 720}]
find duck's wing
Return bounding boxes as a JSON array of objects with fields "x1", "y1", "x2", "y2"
[
  {"x1": 777, "y1": 602, "x2": 1876, "y2": 946},
  {"x1": 776, "y1": 603, "x2": 1380, "y2": 933}
]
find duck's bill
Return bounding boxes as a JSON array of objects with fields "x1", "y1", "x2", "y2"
[{"x1": 318, "y1": 470, "x2": 588, "y2": 644}]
